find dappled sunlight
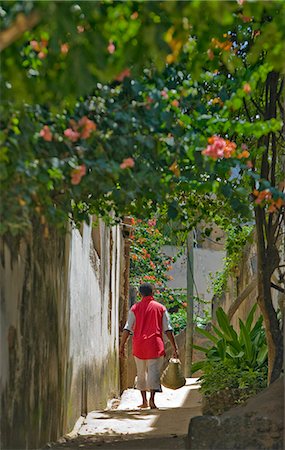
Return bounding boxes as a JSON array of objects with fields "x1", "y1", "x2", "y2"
[{"x1": 76, "y1": 378, "x2": 201, "y2": 440}]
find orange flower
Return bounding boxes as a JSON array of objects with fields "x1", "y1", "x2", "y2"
[
  {"x1": 115, "y1": 68, "x2": 131, "y2": 82},
  {"x1": 211, "y1": 38, "x2": 232, "y2": 51},
  {"x1": 40, "y1": 125, "x2": 53, "y2": 142},
  {"x1": 169, "y1": 160, "x2": 180, "y2": 176},
  {"x1": 211, "y1": 97, "x2": 224, "y2": 106},
  {"x1": 131, "y1": 11, "x2": 139, "y2": 20},
  {"x1": 171, "y1": 99, "x2": 179, "y2": 107},
  {"x1": 61, "y1": 43, "x2": 69, "y2": 54},
  {"x1": 150, "y1": 261, "x2": 156, "y2": 269},
  {"x1": 131, "y1": 254, "x2": 138, "y2": 261},
  {"x1": 120, "y1": 157, "x2": 135, "y2": 169},
  {"x1": 78, "y1": 116, "x2": 97, "y2": 139},
  {"x1": 71, "y1": 164, "x2": 87, "y2": 185},
  {"x1": 243, "y1": 83, "x2": 251, "y2": 94},
  {"x1": 237, "y1": 150, "x2": 250, "y2": 159}
]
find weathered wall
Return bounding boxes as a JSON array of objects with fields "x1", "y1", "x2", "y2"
[
  {"x1": 0, "y1": 223, "x2": 71, "y2": 449},
  {"x1": 0, "y1": 218, "x2": 125, "y2": 449},
  {"x1": 163, "y1": 245, "x2": 226, "y2": 318},
  {"x1": 67, "y1": 220, "x2": 121, "y2": 430},
  {"x1": 213, "y1": 237, "x2": 282, "y2": 329}
]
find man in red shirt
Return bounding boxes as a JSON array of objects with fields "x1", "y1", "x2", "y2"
[{"x1": 119, "y1": 283, "x2": 179, "y2": 409}]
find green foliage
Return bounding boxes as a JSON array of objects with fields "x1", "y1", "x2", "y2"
[
  {"x1": 192, "y1": 304, "x2": 268, "y2": 374},
  {"x1": 129, "y1": 218, "x2": 187, "y2": 334},
  {"x1": 211, "y1": 224, "x2": 254, "y2": 298},
  {"x1": 169, "y1": 309, "x2": 187, "y2": 336},
  {"x1": 192, "y1": 304, "x2": 268, "y2": 407},
  {"x1": 199, "y1": 359, "x2": 267, "y2": 398}
]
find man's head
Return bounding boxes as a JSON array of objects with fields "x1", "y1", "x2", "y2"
[{"x1": 139, "y1": 283, "x2": 154, "y2": 297}]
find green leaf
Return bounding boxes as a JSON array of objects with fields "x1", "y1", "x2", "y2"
[
  {"x1": 257, "y1": 344, "x2": 268, "y2": 366},
  {"x1": 191, "y1": 361, "x2": 206, "y2": 374},
  {"x1": 192, "y1": 344, "x2": 211, "y2": 353},
  {"x1": 245, "y1": 303, "x2": 257, "y2": 332},
  {"x1": 216, "y1": 307, "x2": 239, "y2": 343},
  {"x1": 195, "y1": 326, "x2": 219, "y2": 344},
  {"x1": 239, "y1": 320, "x2": 253, "y2": 364}
]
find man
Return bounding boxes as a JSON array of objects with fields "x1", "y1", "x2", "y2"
[{"x1": 119, "y1": 283, "x2": 179, "y2": 409}]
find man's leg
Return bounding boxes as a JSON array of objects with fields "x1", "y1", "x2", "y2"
[
  {"x1": 134, "y1": 357, "x2": 149, "y2": 408},
  {"x1": 147, "y1": 357, "x2": 164, "y2": 409}
]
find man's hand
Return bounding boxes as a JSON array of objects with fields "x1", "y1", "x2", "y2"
[
  {"x1": 119, "y1": 329, "x2": 131, "y2": 358},
  {"x1": 172, "y1": 348, "x2": 179, "y2": 359}
]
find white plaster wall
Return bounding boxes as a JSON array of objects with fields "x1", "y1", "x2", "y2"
[
  {"x1": 68, "y1": 218, "x2": 121, "y2": 424},
  {"x1": 162, "y1": 245, "x2": 226, "y2": 318}
]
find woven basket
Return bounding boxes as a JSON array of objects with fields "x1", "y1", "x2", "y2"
[{"x1": 161, "y1": 358, "x2": 186, "y2": 390}]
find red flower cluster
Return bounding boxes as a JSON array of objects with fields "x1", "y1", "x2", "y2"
[
  {"x1": 202, "y1": 136, "x2": 237, "y2": 160},
  {"x1": 64, "y1": 116, "x2": 96, "y2": 142},
  {"x1": 120, "y1": 157, "x2": 135, "y2": 169},
  {"x1": 39, "y1": 125, "x2": 53, "y2": 142},
  {"x1": 30, "y1": 38, "x2": 48, "y2": 59}
]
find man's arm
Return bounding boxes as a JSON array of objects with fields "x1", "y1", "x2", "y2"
[
  {"x1": 119, "y1": 329, "x2": 131, "y2": 357},
  {"x1": 165, "y1": 330, "x2": 179, "y2": 359},
  {"x1": 119, "y1": 309, "x2": 135, "y2": 357}
]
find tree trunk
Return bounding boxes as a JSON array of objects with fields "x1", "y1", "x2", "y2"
[
  {"x1": 255, "y1": 208, "x2": 283, "y2": 383},
  {"x1": 255, "y1": 71, "x2": 284, "y2": 384}
]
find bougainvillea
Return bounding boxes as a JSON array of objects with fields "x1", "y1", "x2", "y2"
[{"x1": 129, "y1": 217, "x2": 187, "y2": 333}]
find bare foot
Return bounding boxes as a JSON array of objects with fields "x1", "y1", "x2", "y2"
[
  {"x1": 138, "y1": 403, "x2": 149, "y2": 409},
  {"x1": 149, "y1": 401, "x2": 158, "y2": 409}
]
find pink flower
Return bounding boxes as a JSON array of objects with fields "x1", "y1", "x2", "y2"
[
  {"x1": 107, "y1": 41, "x2": 116, "y2": 54},
  {"x1": 39, "y1": 125, "x2": 53, "y2": 142},
  {"x1": 243, "y1": 83, "x2": 251, "y2": 94},
  {"x1": 30, "y1": 40, "x2": 40, "y2": 51},
  {"x1": 115, "y1": 68, "x2": 131, "y2": 82},
  {"x1": 64, "y1": 128, "x2": 80, "y2": 142},
  {"x1": 77, "y1": 25, "x2": 85, "y2": 33},
  {"x1": 202, "y1": 135, "x2": 236, "y2": 160},
  {"x1": 120, "y1": 157, "x2": 135, "y2": 169},
  {"x1": 61, "y1": 43, "x2": 69, "y2": 54},
  {"x1": 71, "y1": 164, "x2": 87, "y2": 185},
  {"x1": 131, "y1": 11, "x2": 139, "y2": 20},
  {"x1": 38, "y1": 51, "x2": 46, "y2": 59},
  {"x1": 161, "y1": 90, "x2": 169, "y2": 99},
  {"x1": 148, "y1": 219, "x2": 157, "y2": 227}
]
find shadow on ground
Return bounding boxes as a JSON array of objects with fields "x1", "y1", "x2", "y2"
[{"x1": 47, "y1": 379, "x2": 201, "y2": 450}]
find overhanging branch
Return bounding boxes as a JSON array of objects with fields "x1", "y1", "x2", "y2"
[{"x1": 0, "y1": 11, "x2": 41, "y2": 51}]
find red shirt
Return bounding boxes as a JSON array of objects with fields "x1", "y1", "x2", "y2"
[{"x1": 131, "y1": 296, "x2": 166, "y2": 359}]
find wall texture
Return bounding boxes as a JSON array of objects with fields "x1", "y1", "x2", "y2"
[{"x1": 0, "y1": 218, "x2": 125, "y2": 449}]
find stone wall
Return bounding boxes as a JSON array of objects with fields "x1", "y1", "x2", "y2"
[{"x1": 0, "y1": 217, "x2": 126, "y2": 449}]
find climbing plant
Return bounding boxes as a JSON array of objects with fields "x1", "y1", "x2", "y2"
[{"x1": 129, "y1": 217, "x2": 187, "y2": 333}]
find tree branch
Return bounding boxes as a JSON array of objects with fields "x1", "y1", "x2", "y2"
[
  {"x1": 271, "y1": 283, "x2": 285, "y2": 294},
  {"x1": 0, "y1": 11, "x2": 41, "y2": 51},
  {"x1": 227, "y1": 276, "x2": 257, "y2": 321}
]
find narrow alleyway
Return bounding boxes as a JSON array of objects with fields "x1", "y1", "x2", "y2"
[{"x1": 48, "y1": 378, "x2": 201, "y2": 450}]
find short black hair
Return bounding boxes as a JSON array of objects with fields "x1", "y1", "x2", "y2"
[{"x1": 139, "y1": 283, "x2": 153, "y2": 297}]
